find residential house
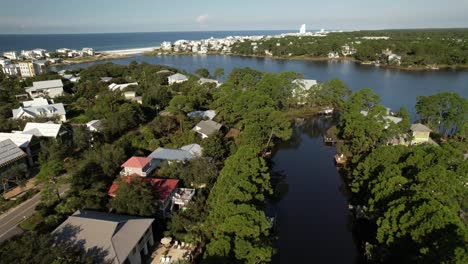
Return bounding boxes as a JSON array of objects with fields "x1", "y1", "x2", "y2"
[
  {"x1": 86, "y1": 120, "x2": 103, "y2": 132},
  {"x1": 100, "y1": 77, "x2": 113, "y2": 83},
  {"x1": 328, "y1": 51, "x2": 340, "y2": 59},
  {"x1": 388, "y1": 54, "x2": 402, "y2": 65},
  {"x1": 179, "y1": 144, "x2": 203, "y2": 157},
  {"x1": 120, "y1": 156, "x2": 157, "y2": 177},
  {"x1": 3, "y1": 51, "x2": 17, "y2": 60},
  {"x1": 192, "y1": 120, "x2": 222, "y2": 139},
  {"x1": 187, "y1": 110, "x2": 216, "y2": 120},
  {"x1": 22, "y1": 97, "x2": 52, "y2": 107},
  {"x1": 108, "y1": 82, "x2": 138, "y2": 92},
  {"x1": 360, "y1": 109, "x2": 402, "y2": 129},
  {"x1": 18, "y1": 61, "x2": 35, "y2": 78},
  {"x1": 148, "y1": 147, "x2": 195, "y2": 167},
  {"x1": 198, "y1": 78, "x2": 221, "y2": 87},
  {"x1": 25, "y1": 79, "x2": 64, "y2": 98},
  {"x1": 167, "y1": 73, "x2": 188, "y2": 85},
  {"x1": 411, "y1": 123, "x2": 432, "y2": 144},
  {"x1": 109, "y1": 177, "x2": 179, "y2": 218},
  {"x1": 292, "y1": 79, "x2": 318, "y2": 91},
  {"x1": 53, "y1": 210, "x2": 155, "y2": 264},
  {"x1": 124, "y1": 91, "x2": 143, "y2": 104},
  {"x1": 81, "y1": 48, "x2": 95, "y2": 56},
  {"x1": 12, "y1": 103, "x2": 67, "y2": 122},
  {"x1": 0, "y1": 133, "x2": 40, "y2": 166},
  {"x1": 22, "y1": 122, "x2": 69, "y2": 140},
  {"x1": 0, "y1": 139, "x2": 28, "y2": 191},
  {"x1": 161, "y1": 41, "x2": 172, "y2": 51}
]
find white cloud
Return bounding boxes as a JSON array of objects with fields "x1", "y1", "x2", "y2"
[{"x1": 196, "y1": 14, "x2": 210, "y2": 24}]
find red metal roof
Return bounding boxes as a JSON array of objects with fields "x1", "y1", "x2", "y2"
[
  {"x1": 121, "y1": 156, "x2": 152, "y2": 169},
  {"x1": 108, "y1": 176, "x2": 179, "y2": 202}
]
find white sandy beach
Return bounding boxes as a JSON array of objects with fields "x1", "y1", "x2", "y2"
[{"x1": 100, "y1": 46, "x2": 160, "y2": 55}]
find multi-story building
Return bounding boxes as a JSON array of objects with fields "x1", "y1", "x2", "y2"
[{"x1": 18, "y1": 61, "x2": 35, "y2": 78}]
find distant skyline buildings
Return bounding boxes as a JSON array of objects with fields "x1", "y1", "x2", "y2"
[{"x1": 1, "y1": 0, "x2": 468, "y2": 34}]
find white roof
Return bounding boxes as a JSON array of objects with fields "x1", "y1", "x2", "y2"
[
  {"x1": 86, "y1": 120, "x2": 102, "y2": 130},
  {"x1": 292, "y1": 79, "x2": 318, "y2": 90},
  {"x1": 22, "y1": 97, "x2": 50, "y2": 107},
  {"x1": 26, "y1": 79, "x2": 63, "y2": 92},
  {"x1": 168, "y1": 73, "x2": 188, "y2": 81},
  {"x1": 108, "y1": 82, "x2": 138, "y2": 91},
  {"x1": 12, "y1": 103, "x2": 66, "y2": 120},
  {"x1": 22, "y1": 122, "x2": 64, "y2": 138},
  {"x1": 0, "y1": 133, "x2": 33, "y2": 148}
]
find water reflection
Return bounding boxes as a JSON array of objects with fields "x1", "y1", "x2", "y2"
[{"x1": 271, "y1": 116, "x2": 359, "y2": 264}]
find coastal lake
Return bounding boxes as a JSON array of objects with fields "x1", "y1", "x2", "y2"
[{"x1": 57, "y1": 55, "x2": 468, "y2": 263}]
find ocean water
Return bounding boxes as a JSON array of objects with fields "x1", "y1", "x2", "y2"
[{"x1": 0, "y1": 30, "x2": 292, "y2": 53}]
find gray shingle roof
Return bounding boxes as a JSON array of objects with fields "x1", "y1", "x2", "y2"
[
  {"x1": 0, "y1": 139, "x2": 27, "y2": 168},
  {"x1": 53, "y1": 210, "x2": 154, "y2": 264},
  {"x1": 148, "y1": 147, "x2": 194, "y2": 161},
  {"x1": 193, "y1": 120, "x2": 222, "y2": 136}
]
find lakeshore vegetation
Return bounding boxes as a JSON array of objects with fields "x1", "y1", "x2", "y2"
[
  {"x1": 231, "y1": 29, "x2": 468, "y2": 69},
  {"x1": 0, "y1": 62, "x2": 467, "y2": 263}
]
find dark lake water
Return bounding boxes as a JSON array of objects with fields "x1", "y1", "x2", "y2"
[
  {"x1": 57, "y1": 54, "x2": 468, "y2": 118},
  {"x1": 57, "y1": 55, "x2": 467, "y2": 263},
  {"x1": 271, "y1": 116, "x2": 358, "y2": 263}
]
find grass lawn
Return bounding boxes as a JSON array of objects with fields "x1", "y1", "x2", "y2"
[{"x1": 19, "y1": 212, "x2": 43, "y2": 231}]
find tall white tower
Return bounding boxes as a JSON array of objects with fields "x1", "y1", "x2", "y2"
[{"x1": 299, "y1": 24, "x2": 306, "y2": 34}]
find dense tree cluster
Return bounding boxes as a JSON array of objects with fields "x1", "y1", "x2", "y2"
[
  {"x1": 352, "y1": 142, "x2": 467, "y2": 263},
  {"x1": 231, "y1": 29, "x2": 468, "y2": 68}
]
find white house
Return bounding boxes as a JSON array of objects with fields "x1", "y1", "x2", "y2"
[
  {"x1": 108, "y1": 82, "x2": 138, "y2": 92},
  {"x1": 81, "y1": 48, "x2": 95, "y2": 56},
  {"x1": 25, "y1": 79, "x2": 64, "y2": 98},
  {"x1": 161, "y1": 41, "x2": 172, "y2": 51},
  {"x1": 120, "y1": 156, "x2": 157, "y2": 177},
  {"x1": 198, "y1": 78, "x2": 221, "y2": 87},
  {"x1": 3, "y1": 51, "x2": 17, "y2": 60},
  {"x1": 168, "y1": 73, "x2": 188, "y2": 85},
  {"x1": 22, "y1": 122, "x2": 68, "y2": 139},
  {"x1": 12, "y1": 103, "x2": 67, "y2": 122},
  {"x1": 22, "y1": 97, "x2": 52, "y2": 107},
  {"x1": 388, "y1": 54, "x2": 402, "y2": 65}
]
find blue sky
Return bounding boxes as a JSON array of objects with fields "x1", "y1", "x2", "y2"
[{"x1": 1, "y1": 0, "x2": 468, "y2": 34}]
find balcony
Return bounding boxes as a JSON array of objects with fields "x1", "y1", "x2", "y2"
[{"x1": 172, "y1": 188, "x2": 195, "y2": 207}]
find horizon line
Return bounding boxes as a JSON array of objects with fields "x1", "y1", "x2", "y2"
[{"x1": 1, "y1": 27, "x2": 468, "y2": 35}]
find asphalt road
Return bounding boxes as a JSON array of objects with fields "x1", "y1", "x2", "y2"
[{"x1": 0, "y1": 184, "x2": 69, "y2": 243}]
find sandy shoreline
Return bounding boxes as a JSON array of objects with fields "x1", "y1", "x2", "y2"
[{"x1": 99, "y1": 46, "x2": 160, "y2": 55}]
